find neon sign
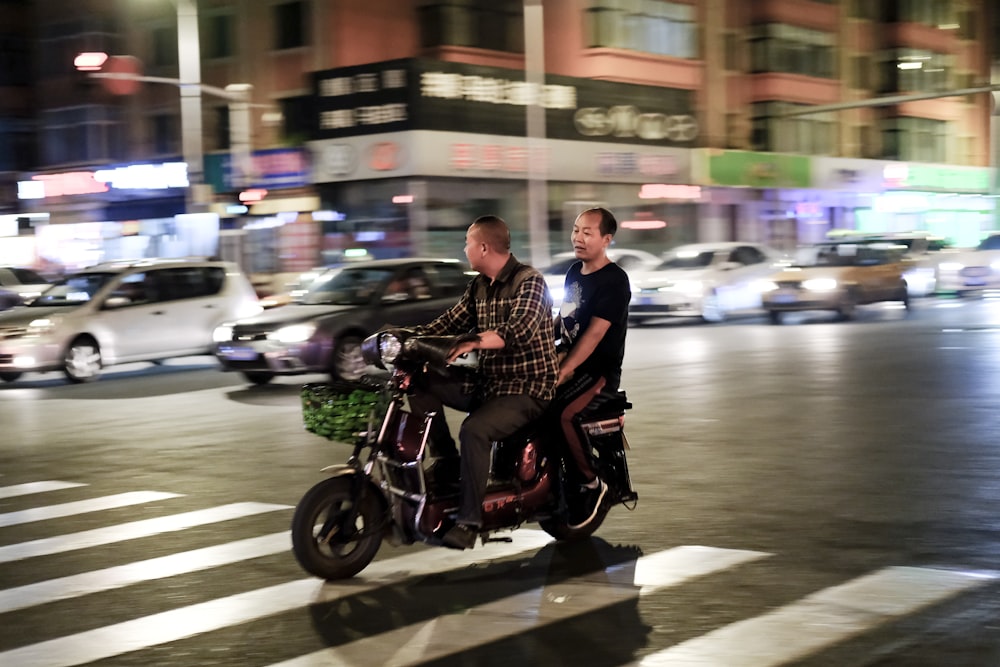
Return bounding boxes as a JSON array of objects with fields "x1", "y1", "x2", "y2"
[{"x1": 17, "y1": 162, "x2": 189, "y2": 200}]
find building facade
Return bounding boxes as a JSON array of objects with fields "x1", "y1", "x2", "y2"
[{"x1": 11, "y1": 0, "x2": 999, "y2": 274}]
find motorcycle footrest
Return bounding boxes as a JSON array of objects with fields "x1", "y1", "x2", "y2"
[{"x1": 483, "y1": 536, "x2": 513, "y2": 543}]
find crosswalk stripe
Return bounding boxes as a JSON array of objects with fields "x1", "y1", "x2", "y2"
[
  {"x1": 0, "y1": 491, "x2": 182, "y2": 528},
  {"x1": 266, "y1": 545, "x2": 771, "y2": 667},
  {"x1": 0, "y1": 532, "x2": 292, "y2": 614},
  {"x1": 0, "y1": 502, "x2": 291, "y2": 564},
  {"x1": 0, "y1": 481, "x2": 86, "y2": 499},
  {"x1": 0, "y1": 529, "x2": 555, "y2": 667},
  {"x1": 634, "y1": 566, "x2": 999, "y2": 667}
]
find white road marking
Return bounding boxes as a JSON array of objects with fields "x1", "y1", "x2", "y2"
[
  {"x1": 636, "y1": 566, "x2": 998, "y2": 666},
  {"x1": 0, "y1": 530, "x2": 554, "y2": 667},
  {"x1": 0, "y1": 491, "x2": 182, "y2": 528},
  {"x1": 0, "y1": 481, "x2": 86, "y2": 499},
  {"x1": 0, "y1": 532, "x2": 292, "y2": 614},
  {"x1": 266, "y1": 545, "x2": 771, "y2": 667},
  {"x1": 0, "y1": 502, "x2": 291, "y2": 563}
]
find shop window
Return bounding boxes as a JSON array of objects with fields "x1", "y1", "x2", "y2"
[
  {"x1": 274, "y1": 0, "x2": 308, "y2": 50},
  {"x1": 584, "y1": 0, "x2": 697, "y2": 59},
  {"x1": 749, "y1": 24, "x2": 834, "y2": 78},
  {"x1": 418, "y1": 1, "x2": 523, "y2": 53}
]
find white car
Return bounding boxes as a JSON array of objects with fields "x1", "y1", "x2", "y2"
[
  {"x1": 543, "y1": 248, "x2": 660, "y2": 306},
  {"x1": 935, "y1": 232, "x2": 1000, "y2": 295},
  {"x1": 0, "y1": 258, "x2": 261, "y2": 383},
  {"x1": 0, "y1": 266, "x2": 51, "y2": 305},
  {"x1": 628, "y1": 242, "x2": 784, "y2": 323}
]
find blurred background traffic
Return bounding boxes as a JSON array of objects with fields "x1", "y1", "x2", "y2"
[{"x1": 4, "y1": 0, "x2": 1000, "y2": 380}]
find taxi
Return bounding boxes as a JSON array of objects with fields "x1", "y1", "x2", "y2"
[{"x1": 759, "y1": 242, "x2": 910, "y2": 324}]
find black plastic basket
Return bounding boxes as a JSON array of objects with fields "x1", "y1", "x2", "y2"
[{"x1": 301, "y1": 380, "x2": 384, "y2": 443}]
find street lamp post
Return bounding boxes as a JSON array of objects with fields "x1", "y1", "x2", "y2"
[{"x1": 176, "y1": 0, "x2": 205, "y2": 212}]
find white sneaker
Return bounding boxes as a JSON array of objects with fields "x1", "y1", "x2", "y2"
[{"x1": 567, "y1": 478, "x2": 608, "y2": 529}]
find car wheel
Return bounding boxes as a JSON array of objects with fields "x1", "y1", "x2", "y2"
[
  {"x1": 63, "y1": 336, "x2": 102, "y2": 383},
  {"x1": 768, "y1": 310, "x2": 782, "y2": 325},
  {"x1": 0, "y1": 371, "x2": 23, "y2": 383},
  {"x1": 837, "y1": 290, "x2": 857, "y2": 321},
  {"x1": 700, "y1": 291, "x2": 725, "y2": 323},
  {"x1": 242, "y1": 371, "x2": 274, "y2": 385},
  {"x1": 331, "y1": 335, "x2": 366, "y2": 382}
]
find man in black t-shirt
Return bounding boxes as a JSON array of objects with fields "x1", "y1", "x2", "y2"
[{"x1": 552, "y1": 207, "x2": 631, "y2": 529}]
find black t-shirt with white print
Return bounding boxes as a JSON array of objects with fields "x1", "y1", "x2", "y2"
[{"x1": 558, "y1": 260, "x2": 631, "y2": 387}]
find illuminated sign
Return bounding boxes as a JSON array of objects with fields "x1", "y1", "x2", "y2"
[
  {"x1": 449, "y1": 144, "x2": 547, "y2": 173},
  {"x1": 17, "y1": 162, "x2": 189, "y2": 200},
  {"x1": 638, "y1": 184, "x2": 701, "y2": 200},
  {"x1": 420, "y1": 71, "x2": 576, "y2": 109},
  {"x1": 368, "y1": 142, "x2": 404, "y2": 171},
  {"x1": 599, "y1": 153, "x2": 677, "y2": 177}
]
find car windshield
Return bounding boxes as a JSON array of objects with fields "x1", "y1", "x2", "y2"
[
  {"x1": 798, "y1": 244, "x2": 902, "y2": 267},
  {"x1": 655, "y1": 250, "x2": 716, "y2": 270},
  {"x1": 298, "y1": 267, "x2": 394, "y2": 305},
  {"x1": 30, "y1": 272, "x2": 116, "y2": 306}
]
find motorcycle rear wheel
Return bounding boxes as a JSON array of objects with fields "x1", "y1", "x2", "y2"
[
  {"x1": 291, "y1": 476, "x2": 384, "y2": 580},
  {"x1": 538, "y1": 505, "x2": 609, "y2": 541}
]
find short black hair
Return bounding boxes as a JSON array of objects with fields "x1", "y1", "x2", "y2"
[
  {"x1": 582, "y1": 207, "x2": 618, "y2": 237},
  {"x1": 471, "y1": 215, "x2": 511, "y2": 252}
]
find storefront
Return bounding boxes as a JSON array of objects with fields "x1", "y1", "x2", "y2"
[
  {"x1": 307, "y1": 58, "x2": 700, "y2": 263},
  {"x1": 16, "y1": 160, "x2": 218, "y2": 273}
]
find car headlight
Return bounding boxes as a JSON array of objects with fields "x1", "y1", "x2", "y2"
[
  {"x1": 938, "y1": 262, "x2": 963, "y2": 272},
  {"x1": 756, "y1": 280, "x2": 778, "y2": 293},
  {"x1": 671, "y1": 279, "x2": 703, "y2": 296},
  {"x1": 213, "y1": 325, "x2": 234, "y2": 343},
  {"x1": 803, "y1": 278, "x2": 838, "y2": 292},
  {"x1": 27, "y1": 317, "x2": 57, "y2": 334},
  {"x1": 270, "y1": 323, "x2": 317, "y2": 344}
]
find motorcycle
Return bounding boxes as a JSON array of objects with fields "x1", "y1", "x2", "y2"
[{"x1": 290, "y1": 328, "x2": 638, "y2": 580}]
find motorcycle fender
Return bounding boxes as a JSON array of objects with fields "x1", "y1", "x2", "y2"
[{"x1": 318, "y1": 463, "x2": 359, "y2": 477}]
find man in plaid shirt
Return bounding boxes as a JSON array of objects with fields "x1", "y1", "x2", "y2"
[{"x1": 410, "y1": 215, "x2": 558, "y2": 549}]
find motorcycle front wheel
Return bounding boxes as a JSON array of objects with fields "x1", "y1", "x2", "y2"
[
  {"x1": 538, "y1": 505, "x2": 609, "y2": 541},
  {"x1": 291, "y1": 476, "x2": 384, "y2": 580}
]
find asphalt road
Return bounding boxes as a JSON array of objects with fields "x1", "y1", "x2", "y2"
[{"x1": 2, "y1": 296, "x2": 1000, "y2": 666}]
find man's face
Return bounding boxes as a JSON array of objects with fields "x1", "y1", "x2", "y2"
[
  {"x1": 464, "y1": 226, "x2": 485, "y2": 272},
  {"x1": 571, "y1": 212, "x2": 610, "y2": 262}
]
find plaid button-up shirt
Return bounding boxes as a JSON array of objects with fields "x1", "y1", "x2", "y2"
[{"x1": 417, "y1": 255, "x2": 558, "y2": 402}]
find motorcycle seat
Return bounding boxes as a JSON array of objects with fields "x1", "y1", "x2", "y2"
[{"x1": 577, "y1": 390, "x2": 631, "y2": 422}]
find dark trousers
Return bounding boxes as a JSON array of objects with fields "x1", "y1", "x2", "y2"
[
  {"x1": 408, "y1": 371, "x2": 548, "y2": 527},
  {"x1": 549, "y1": 371, "x2": 614, "y2": 483}
]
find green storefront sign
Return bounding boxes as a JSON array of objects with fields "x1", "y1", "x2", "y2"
[
  {"x1": 705, "y1": 150, "x2": 811, "y2": 188},
  {"x1": 891, "y1": 165, "x2": 991, "y2": 192}
]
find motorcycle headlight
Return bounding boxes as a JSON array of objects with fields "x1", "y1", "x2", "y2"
[
  {"x1": 379, "y1": 332, "x2": 402, "y2": 364},
  {"x1": 213, "y1": 324, "x2": 233, "y2": 342},
  {"x1": 269, "y1": 323, "x2": 317, "y2": 344},
  {"x1": 803, "y1": 278, "x2": 838, "y2": 292}
]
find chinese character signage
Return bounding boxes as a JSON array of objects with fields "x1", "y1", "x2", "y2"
[{"x1": 311, "y1": 58, "x2": 697, "y2": 146}]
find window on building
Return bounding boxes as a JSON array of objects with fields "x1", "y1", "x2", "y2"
[
  {"x1": 150, "y1": 25, "x2": 178, "y2": 68},
  {"x1": 751, "y1": 102, "x2": 835, "y2": 155},
  {"x1": 274, "y1": 0, "x2": 308, "y2": 50},
  {"x1": 584, "y1": 0, "x2": 697, "y2": 59},
  {"x1": 417, "y1": 1, "x2": 524, "y2": 52},
  {"x1": 214, "y1": 105, "x2": 231, "y2": 150},
  {"x1": 880, "y1": 117, "x2": 947, "y2": 162},
  {"x1": 878, "y1": 48, "x2": 951, "y2": 94},
  {"x1": 882, "y1": 0, "x2": 953, "y2": 27},
  {"x1": 204, "y1": 12, "x2": 235, "y2": 59},
  {"x1": 151, "y1": 112, "x2": 178, "y2": 156},
  {"x1": 749, "y1": 24, "x2": 834, "y2": 78},
  {"x1": 852, "y1": 55, "x2": 872, "y2": 89},
  {"x1": 723, "y1": 32, "x2": 740, "y2": 71},
  {"x1": 40, "y1": 106, "x2": 124, "y2": 166}
]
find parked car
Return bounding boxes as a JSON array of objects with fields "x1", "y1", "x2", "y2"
[
  {"x1": 212, "y1": 258, "x2": 470, "y2": 385},
  {"x1": 934, "y1": 231, "x2": 1000, "y2": 296},
  {"x1": 760, "y1": 241, "x2": 910, "y2": 324},
  {"x1": 628, "y1": 242, "x2": 784, "y2": 323},
  {"x1": 0, "y1": 258, "x2": 261, "y2": 383},
  {"x1": 543, "y1": 247, "x2": 660, "y2": 306},
  {"x1": 0, "y1": 266, "x2": 51, "y2": 304}
]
